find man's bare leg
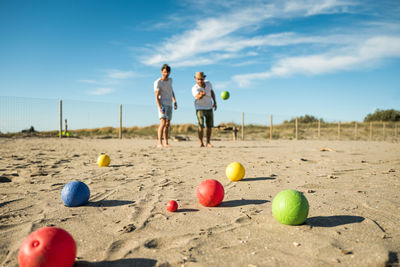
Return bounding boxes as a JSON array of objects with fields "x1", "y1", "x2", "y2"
[
  {"x1": 206, "y1": 127, "x2": 213, "y2": 147},
  {"x1": 157, "y1": 119, "x2": 166, "y2": 148},
  {"x1": 198, "y1": 127, "x2": 204, "y2": 147},
  {"x1": 163, "y1": 120, "x2": 170, "y2": 147}
]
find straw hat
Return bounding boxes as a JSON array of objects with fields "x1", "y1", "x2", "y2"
[{"x1": 195, "y1": 72, "x2": 206, "y2": 79}]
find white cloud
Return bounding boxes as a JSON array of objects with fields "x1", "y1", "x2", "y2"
[
  {"x1": 285, "y1": 0, "x2": 353, "y2": 16},
  {"x1": 141, "y1": 0, "x2": 351, "y2": 67},
  {"x1": 232, "y1": 36, "x2": 400, "y2": 87},
  {"x1": 106, "y1": 70, "x2": 135, "y2": 79},
  {"x1": 78, "y1": 69, "x2": 135, "y2": 96},
  {"x1": 87, "y1": 88, "x2": 116, "y2": 95},
  {"x1": 77, "y1": 79, "x2": 101, "y2": 84},
  {"x1": 213, "y1": 81, "x2": 232, "y2": 91}
]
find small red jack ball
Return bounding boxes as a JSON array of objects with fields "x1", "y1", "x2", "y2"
[{"x1": 166, "y1": 200, "x2": 178, "y2": 212}]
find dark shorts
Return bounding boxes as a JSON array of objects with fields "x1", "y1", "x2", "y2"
[{"x1": 196, "y1": 109, "x2": 214, "y2": 128}]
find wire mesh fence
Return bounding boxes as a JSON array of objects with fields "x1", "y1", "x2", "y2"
[{"x1": 1, "y1": 96, "x2": 398, "y2": 142}]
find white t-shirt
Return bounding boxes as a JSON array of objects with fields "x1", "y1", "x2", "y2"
[
  {"x1": 154, "y1": 78, "x2": 173, "y2": 107},
  {"x1": 192, "y1": 81, "x2": 213, "y2": 110}
]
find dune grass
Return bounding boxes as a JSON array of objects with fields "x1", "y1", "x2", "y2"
[{"x1": 1, "y1": 121, "x2": 398, "y2": 142}]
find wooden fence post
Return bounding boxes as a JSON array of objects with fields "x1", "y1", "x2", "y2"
[
  {"x1": 338, "y1": 121, "x2": 341, "y2": 140},
  {"x1": 295, "y1": 117, "x2": 298, "y2": 140},
  {"x1": 270, "y1": 114, "x2": 273, "y2": 141},
  {"x1": 59, "y1": 100, "x2": 62, "y2": 139},
  {"x1": 383, "y1": 122, "x2": 385, "y2": 141},
  {"x1": 241, "y1": 112, "x2": 244, "y2": 140},
  {"x1": 354, "y1": 122, "x2": 358, "y2": 140},
  {"x1": 119, "y1": 104, "x2": 122, "y2": 139},
  {"x1": 369, "y1": 122, "x2": 373, "y2": 141},
  {"x1": 318, "y1": 118, "x2": 321, "y2": 140}
]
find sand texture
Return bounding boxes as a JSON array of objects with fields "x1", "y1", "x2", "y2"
[{"x1": 0, "y1": 138, "x2": 399, "y2": 266}]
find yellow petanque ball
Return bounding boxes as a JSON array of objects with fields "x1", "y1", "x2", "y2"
[
  {"x1": 97, "y1": 154, "x2": 111, "y2": 167},
  {"x1": 226, "y1": 162, "x2": 245, "y2": 181}
]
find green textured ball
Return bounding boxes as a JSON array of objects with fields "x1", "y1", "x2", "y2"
[
  {"x1": 272, "y1": 189, "x2": 309, "y2": 225},
  {"x1": 220, "y1": 91, "x2": 230, "y2": 100}
]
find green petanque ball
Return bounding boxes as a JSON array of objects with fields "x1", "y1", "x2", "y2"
[
  {"x1": 220, "y1": 91, "x2": 230, "y2": 100},
  {"x1": 272, "y1": 189, "x2": 309, "y2": 225}
]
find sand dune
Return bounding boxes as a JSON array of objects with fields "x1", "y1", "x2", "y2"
[{"x1": 0, "y1": 138, "x2": 399, "y2": 266}]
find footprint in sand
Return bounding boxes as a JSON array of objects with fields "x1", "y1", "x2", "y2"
[
  {"x1": 233, "y1": 215, "x2": 252, "y2": 224},
  {"x1": 0, "y1": 176, "x2": 12, "y2": 183},
  {"x1": 30, "y1": 170, "x2": 49, "y2": 177},
  {"x1": 105, "y1": 239, "x2": 127, "y2": 256},
  {"x1": 144, "y1": 238, "x2": 159, "y2": 249},
  {"x1": 11, "y1": 156, "x2": 25, "y2": 161},
  {"x1": 119, "y1": 224, "x2": 136, "y2": 233}
]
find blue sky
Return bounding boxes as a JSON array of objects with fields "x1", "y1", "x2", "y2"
[{"x1": 1, "y1": 0, "x2": 400, "y2": 131}]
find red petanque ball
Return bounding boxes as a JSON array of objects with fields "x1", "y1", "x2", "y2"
[
  {"x1": 18, "y1": 227, "x2": 76, "y2": 267},
  {"x1": 166, "y1": 200, "x2": 178, "y2": 212},
  {"x1": 196, "y1": 179, "x2": 225, "y2": 207}
]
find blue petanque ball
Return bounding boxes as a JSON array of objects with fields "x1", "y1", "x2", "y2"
[{"x1": 61, "y1": 181, "x2": 90, "y2": 207}]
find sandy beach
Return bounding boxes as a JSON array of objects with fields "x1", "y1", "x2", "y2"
[{"x1": 0, "y1": 138, "x2": 399, "y2": 266}]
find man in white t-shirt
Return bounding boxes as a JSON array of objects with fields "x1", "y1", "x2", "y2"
[
  {"x1": 192, "y1": 72, "x2": 217, "y2": 147},
  {"x1": 154, "y1": 64, "x2": 177, "y2": 147}
]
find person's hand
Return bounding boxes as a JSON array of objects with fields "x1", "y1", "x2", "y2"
[
  {"x1": 174, "y1": 102, "x2": 178, "y2": 110},
  {"x1": 197, "y1": 91, "x2": 205, "y2": 99},
  {"x1": 213, "y1": 102, "x2": 217, "y2": 111},
  {"x1": 160, "y1": 107, "x2": 165, "y2": 114}
]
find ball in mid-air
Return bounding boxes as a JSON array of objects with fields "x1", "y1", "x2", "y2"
[
  {"x1": 226, "y1": 162, "x2": 245, "y2": 181},
  {"x1": 196, "y1": 179, "x2": 224, "y2": 207},
  {"x1": 18, "y1": 227, "x2": 76, "y2": 267},
  {"x1": 220, "y1": 91, "x2": 230, "y2": 100},
  {"x1": 61, "y1": 181, "x2": 90, "y2": 207},
  {"x1": 166, "y1": 200, "x2": 178, "y2": 212},
  {"x1": 272, "y1": 189, "x2": 309, "y2": 225},
  {"x1": 97, "y1": 154, "x2": 110, "y2": 167}
]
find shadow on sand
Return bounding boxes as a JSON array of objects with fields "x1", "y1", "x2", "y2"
[
  {"x1": 87, "y1": 200, "x2": 135, "y2": 208},
  {"x1": 306, "y1": 215, "x2": 365, "y2": 227},
  {"x1": 176, "y1": 208, "x2": 200, "y2": 213},
  {"x1": 241, "y1": 177, "x2": 276, "y2": 181},
  {"x1": 75, "y1": 258, "x2": 157, "y2": 267},
  {"x1": 219, "y1": 199, "x2": 269, "y2": 208},
  {"x1": 109, "y1": 164, "x2": 134, "y2": 167}
]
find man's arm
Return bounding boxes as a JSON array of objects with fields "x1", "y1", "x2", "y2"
[
  {"x1": 172, "y1": 91, "x2": 178, "y2": 110},
  {"x1": 195, "y1": 90, "x2": 206, "y2": 100},
  {"x1": 155, "y1": 90, "x2": 163, "y2": 112},
  {"x1": 211, "y1": 90, "x2": 217, "y2": 111}
]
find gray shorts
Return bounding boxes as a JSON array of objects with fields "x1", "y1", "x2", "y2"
[{"x1": 158, "y1": 106, "x2": 173, "y2": 120}]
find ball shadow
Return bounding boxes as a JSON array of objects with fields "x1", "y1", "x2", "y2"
[
  {"x1": 176, "y1": 208, "x2": 200, "y2": 213},
  {"x1": 75, "y1": 258, "x2": 157, "y2": 267},
  {"x1": 306, "y1": 215, "x2": 365, "y2": 227},
  {"x1": 109, "y1": 164, "x2": 134, "y2": 167},
  {"x1": 87, "y1": 200, "x2": 135, "y2": 207},
  {"x1": 219, "y1": 199, "x2": 269, "y2": 208},
  {"x1": 241, "y1": 177, "x2": 276, "y2": 181}
]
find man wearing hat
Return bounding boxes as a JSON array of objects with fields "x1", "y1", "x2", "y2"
[{"x1": 192, "y1": 72, "x2": 217, "y2": 147}]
